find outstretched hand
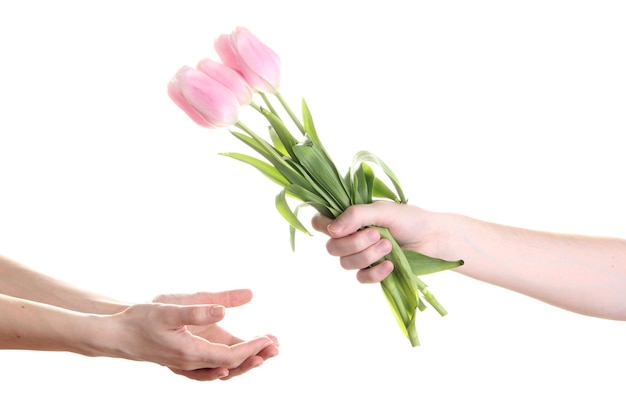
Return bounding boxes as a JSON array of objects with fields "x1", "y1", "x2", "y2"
[
  {"x1": 152, "y1": 290, "x2": 279, "y2": 381},
  {"x1": 101, "y1": 289, "x2": 278, "y2": 382}
]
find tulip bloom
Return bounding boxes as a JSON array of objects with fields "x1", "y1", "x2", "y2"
[
  {"x1": 215, "y1": 26, "x2": 281, "y2": 94},
  {"x1": 197, "y1": 58, "x2": 253, "y2": 106},
  {"x1": 168, "y1": 65, "x2": 240, "y2": 128}
]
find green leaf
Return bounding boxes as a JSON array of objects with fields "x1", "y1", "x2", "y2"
[
  {"x1": 293, "y1": 141, "x2": 352, "y2": 210},
  {"x1": 275, "y1": 188, "x2": 311, "y2": 237},
  {"x1": 352, "y1": 151, "x2": 407, "y2": 203},
  {"x1": 229, "y1": 129, "x2": 275, "y2": 162},
  {"x1": 268, "y1": 126, "x2": 289, "y2": 156},
  {"x1": 220, "y1": 152, "x2": 290, "y2": 188},
  {"x1": 404, "y1": 250, "x2": 464, "y2": 276},
  {"x1": 372, "y1": 177, "x2": 401, "y2": 202},
  {"x1": 260, "y1": 108, "x2": 298, "y2": 159},
  {"x1": 301, "y1": 98, "x2": 321, "y2": 146},
  {"x1": 229, "y1": 130, "x2": 311, "y2": 192},
  {"x1": 285, "y1": 184, "x2": 338, "y2": 219},
  {"x1": 291, "y1": 162, "x2": 344, "y2": 215},
  {"x1": 288, "y1": 202, "x2": 314, "y2": 251},
  {"x1": 351, "y1": 162, "x2": 374, "y2": 205}
]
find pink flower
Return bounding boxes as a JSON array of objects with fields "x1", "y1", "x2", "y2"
[
  {"x1": 215, "y1": 26, "x2": 281, "y2": 94},
  {"x1": 167, "y1": 65, "x2": 240, "y2": 128},
  {"x1": 197, "y1": 58, "x2": 253, "y2": 106}
]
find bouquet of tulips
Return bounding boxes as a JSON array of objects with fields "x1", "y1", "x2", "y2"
[{"x1": 167, "y1": 27, "x2": 463, "y2": 347}]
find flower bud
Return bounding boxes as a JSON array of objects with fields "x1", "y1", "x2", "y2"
[
  {"x1": 167, "y1": 66, "x2": 240, "y2": 128},
  {"x1": 215, "y1": 26, "x2": 281, "y2": 94}
]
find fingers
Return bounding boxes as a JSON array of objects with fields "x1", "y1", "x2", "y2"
[
  {"x1": 325, "y1": 227, "x2": 384, "y2": 258},
  {"x1": 325, "y1": 202, "x2": 396, "y2": 238},
  {"x1": 169, "y1": 366, "x2": 230, "y2": 381},
  {"x1": 311, "y1": 212, "x2": 333, "y2": 235},
  {"x1": 314, "y1": 204, "x2": 397, "y2": 284},
  {"x1": 163, "y1": 304, "x2": 226, "y2": 329},
  {"x1": 323, "y1": 225, "x2": 392, "y2": 273},
  {"x1": 153, "y1": 289, "x2": 253, "y2": 308},
  {"x1": 188, "y1": 289, "x2": 253, "y2": 308},
  {"x1": 355, "y1": 260, "x2": 394, "y2": 284},
  {"x1": 312, "y1": 205, "x2": 377, "y2": 238},
  {"x1": 341, "y1": 239, "x2": 392, "y2": 270},
  {"x1": 169, "y1": 327, "x2": 276, "y2": 372},
  {"x1": 123, "y1": 299, "x2": 278, "y2": 382},
  {"x1": 218, "y1": 356, "x2": 264, "y2": 380},
  {"x1": 171, "y1": 334, "x2": 279, "y2": 381},
  {"x1": 254, "y1": 334, "x2": 280, "y2": 361},
  {"x1": 206, "y1": 336, "x2": 276, "y2": 369},
  {"x1": 209, "y1": 335, "x2": 279, "y2": 380},
  {"x1": 169, "y1": 335, "x2": 280, "y2": 382}
]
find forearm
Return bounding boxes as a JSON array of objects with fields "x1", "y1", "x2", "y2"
[
  {"x1": 435, "y1": 213, "x2": 626, "y2": 319},
  {"x1": 0, "y1": 255, "x2": 128, "y2": 314},
  {"x1": 0, "y1": 293, "x2": 106, "y2": 355}
]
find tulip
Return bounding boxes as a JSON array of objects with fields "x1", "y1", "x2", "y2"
[
  {"x1": 168, "y1": 65, "x2": 240, "y2": 128},
  {"x1": 197, "y1": 58, "x2": 253, "y2": 106},
  {"x1": 215, "y1": 26, "x2": 281, "y2": 94}
]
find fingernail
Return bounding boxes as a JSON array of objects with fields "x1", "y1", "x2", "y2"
[
  {"x1": 367, "y1": 228, "x2": 381, "y2": 243},
  {"x1": 379, "y1": 238, "x2": 392, "y2": 253},
  {"x1": 210, "y1": 305, "x2": 225, "y2": 317},
  {"x1": 259, "y1": 336, "x2": 274, "y2": 348}
]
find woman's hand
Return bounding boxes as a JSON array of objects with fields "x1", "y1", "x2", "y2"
[{"x1": 93, "y1": 289, "x2": 278, "y2": 381}]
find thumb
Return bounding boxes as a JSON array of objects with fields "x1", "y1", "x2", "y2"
[
  {"x1": 171, "y1": 304, "x2": 225, "y2": 328},
  {"x1": 327, "y1": 202, "x2": 393, "y2": 238}
]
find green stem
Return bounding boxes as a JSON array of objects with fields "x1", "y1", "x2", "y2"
[
  {"x1": 374, "y1": 226, "x2": 449, "y2": 347},
  {"x1": 258, "y1": 92, "x2": 279, "y2": 117},
  {"x1": 381, "y1": 271, "x2": 420, "y2": 347},
  {"x1": 275, "y1": 92, "x2": 305, "y2": 135},
  {"x1": 374, "y1": 227, "x2": 421, "y2": 346},
  {"x1": 376, "y1": 226, "x2": 447, "y2": 316},
  {"x1": 416, "y1": 279, "x2": 447, "y2": 316},
  {"x1": 249, "y1": 101, "x2": 263, "y2": 114},
  {"x1": 234, "y1": 121, "x2": 262, "y2": 141}
]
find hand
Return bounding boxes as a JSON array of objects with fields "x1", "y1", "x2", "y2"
[
  {"x1": 312, "y1": 201, "x2": 435, "y2": 283},
  {"x1": 153, "y1": 290, "x2": 279, "y2": 381},
  {"x1": 97, "y1": 289, "x2": 278, "y2": 382}
]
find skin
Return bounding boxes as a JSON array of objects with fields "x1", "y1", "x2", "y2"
[
  {"x1": 0, "y1": 255, "x2": 279, "y2": 381},
  {"x1": 312, "y1": 200, "x2": 626, "y2": 321}
]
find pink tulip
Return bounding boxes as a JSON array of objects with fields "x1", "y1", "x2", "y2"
[
  {"x1": 215, "y1": 26, "x2": 281, "y2": 94},
  {"x1": 168, "y1": 65, "x2": 240, "y2": 128},
  {"x1": 197, "y1": 58, "x2": 253, "y2": 105}
]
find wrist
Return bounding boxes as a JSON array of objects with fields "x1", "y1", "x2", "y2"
[
  {"x1": 88, "y1": 299, "x2": 130, "y2": 315},
  {"x1": 72, "y1": 312, "x2": 127, "y2": 359},
  {"x1": 422, "y1": 211, "x2": 469, "y2": 263}
]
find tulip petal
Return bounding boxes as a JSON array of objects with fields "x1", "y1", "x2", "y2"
[
  {"x1": 214, "y1": 34, "x2": 240, "y2": 71},
  {"x1": 197, "y1": 58, "x2": 253, "y2": 105},
  {"x1": 176, "y1": 67, "x2": 240, "y2": 128},
  {"x1": 167, "y1": 69, "x2": 212, "y2": 127},
  {"x1": 223, "y1": 27, "x2": 281, "y2": 94}
]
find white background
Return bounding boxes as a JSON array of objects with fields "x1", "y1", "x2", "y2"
[{"x1": 1, "y1": 1, "x2": 625, "y2": 416}]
